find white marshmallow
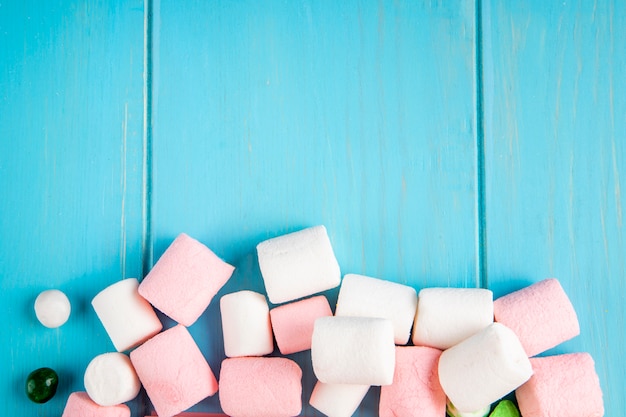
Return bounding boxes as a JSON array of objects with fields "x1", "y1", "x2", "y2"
[
  {"x1": 91, "y1": 278, "x2": 163, "y2": 352},
  {"x1": 256, "y1": 225, "x2": 341, "y2": 304},
  {"x1": 220, "y1": 290, "x2": 274, "y2": 357},
  {"x1": 34, "y1": 289, "x2": 71, "y2": 328},
  {"x1": 311, "y1": 316, "x2": 395, "y2": 386},
  {"x1": 335, "y1": 274, "x2": 417, "y2": 345},
  {"x1": 447, "y1": 400, "x2": 491, "y2": 417},
  {"x1": 84, "y1": 352, "x2": 141, "y2": 406},
  {"x1": 310, "y1": 381, "x2": 370, "y2": 417},
  {"x1": 438, "y1": 323, "x2": 533, "y2": 413},
  {"x1": 412, "y1": 287, "x2": 493, "y2": 350}
]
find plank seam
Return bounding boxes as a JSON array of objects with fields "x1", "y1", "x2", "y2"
[
  {"x1": 140, "y1": 1, "x2": 154, "y2": 416},
  {"x1": 476, "y1": 0, "x2": 488, "y2": 289},
  {"x1": 142, "y1": 0, "x2": 154, "y2": 280},
  {"x1": 142, "y1": 0, "x2": 154, "y2": 277}
]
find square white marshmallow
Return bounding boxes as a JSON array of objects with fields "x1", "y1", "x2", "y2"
[
  {"x1": 335, "y1": 273, "x2": 418, "y2": 345},
  {"x1": 311, "y1": 316, "x2": 395, "y2": 386},
  {"x1": 91, "y1": 278, "x2": 163, "y2": 352},
  {"x1": 220, "y1": 290, "x2": 274, "y2": 357},
  {"x1": 412, "y1": 287, "x2": 493, "y2": 350},
  {"x1": 310, "y1": 381, "x2": 370, "y2": 417},
  {"x1": 256, "y1": 225, "x2": 341, "y2": 304},
  {"x1": 438, "y1": 323, "x2": 532, "y2": 413}
]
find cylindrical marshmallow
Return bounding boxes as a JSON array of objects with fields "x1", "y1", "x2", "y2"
[
  {"x1": 379, "y1": 346, "x2": 446, "y2": 417},
  {"x1": 130, "y1": 325, "x2": 218, "y2": 417},
  {"x1": 34, "y1": 289, "x2": 71, "y2": 328},
  {"x1": 309, "y1": 381, "x2": 370, "y2": 417},
  {"x1": 84, "y1": 352, "x2": 141, "y2": 406},
  {"x1": 219, "y1": 357, "x2": 302, "y2": 417},
  {"x1": 91, "y1": 278, "x2": 163, "y2": 352},
  {"x1": 311, "y1": 316, "x2": 395, "y2": 386},
  {"x1": 257, "y1": 225, "x2": 341, "y2": 304},
  {"x1": 412, "y1": 287, "x2": 493, "y2": 350},
  {"x1": 270, "y1": 295, "x2": 333, "y2": 355},
  {"x1": 138, "y1": 233, "x2": 235, "y2": 326},
  {"x1": 494, "y1": 278, "x2": 580, "y2": 357},
  {"x1": 515, "y1": 353, "x2": 604, "y2": 417},
  {"x1": 335, "y1": 273, "x2": 418, "y2": 345},
  {"x1": 220, "y1": 290, "x2": 273, "y2": 357},
  {"x1": 62, "y1": 392, "x2": 130, "y2": 417},
  {"x1": 438, "y1": 323, "x2": 533, "y2": 413},
  {"x1": 446, "y1": 400, "x2": 490, "y2": 417}
]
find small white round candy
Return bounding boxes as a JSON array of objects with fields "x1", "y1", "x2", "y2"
[
  {"x1": 84, "y1": 352, "x2": 141, "y2": 406},
  {"x1": 34, "y1": 289, "x2": 71, "y2": 328}
]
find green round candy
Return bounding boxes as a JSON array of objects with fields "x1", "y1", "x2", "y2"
[
  {"x1": 25, "y1": 367, "x2": 58, "y2": 404},
  {"x1": 489, "y1": 400, "x2": 521, "y2": 417}
]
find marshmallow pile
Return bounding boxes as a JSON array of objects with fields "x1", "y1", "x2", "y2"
[{"x1": 60, "y1": 226, "x2": 604, "y2": 417}]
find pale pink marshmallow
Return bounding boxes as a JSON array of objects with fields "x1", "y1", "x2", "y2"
[
  {"x1": 220, "y1": 290, "x2": 274, "y2": 357},
  {"x1": 309, "y1": 381, "x2": 370, "y2": 417},
  {"x1": 219, "y1": 357, "x2": 302, "y2": 417},
  {"x1": 62, "y1": 392, "x2": 130, "y2": 417},
  {"x1": 130, "y1": 324, "x2": 218, "y2": 417},
  {"x1": 379, "y1": 346, "x2": 446, "y2": 417},
  {"x1": 139, "y1": 233, "x2": 235, "y2": 326},
  {"x1": 516, "y1": 353, "x2": 604, "y2": 417},
  {"x1": 494, "y1": 278, "x2": 580, "y2": 357},
  {"x1": 335, "y1": 273, "x2": 418, "y2": 345},
  {"x1": 145, "y1": 414, "x2": 229, "y2": 417},
  {"x1": 270, "y1": 295, "x2": 333, "y2": 355},
  {"x1": 257, "y1": 225, "x2": 341, "y2": 304},
  {"x1": 92, "y1": 278, "x2": 163, "y2": 352},
  {"x1": 146, "y1": 412, "x2": 228, "y2": 417}
]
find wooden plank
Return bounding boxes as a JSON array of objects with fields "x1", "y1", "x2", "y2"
[
  {"x1": 150, "y1": 1, "x2": 477, "y2": 415},
  {"x1": 0, "y1": 0, "x2": 145, "y2": 414},
  {"x1": 482, "y1": 0, "x2": 625, "y2": 415}
]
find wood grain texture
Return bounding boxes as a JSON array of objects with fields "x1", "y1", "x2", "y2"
[
  {"x1": 0, "y1": 0, "x2": 145, "y2": 414},
  {"x1": 482, "y1": 0, "x2": 625, "y2": 415},
  {"x1": 149, "y1": 0, "x2": 477, "y2": 415},
  {"x1": 4, "y1": 0, "x2": 622, "y2": 416}
]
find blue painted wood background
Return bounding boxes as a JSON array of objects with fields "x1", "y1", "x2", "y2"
[{"x1": 0, "y1": 1, "x2": 623, "y2": 416}]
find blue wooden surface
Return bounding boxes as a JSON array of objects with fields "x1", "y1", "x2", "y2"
[
  {"x1": 482, "y1": 1, "x2": 625, "y2": 416},
  {"x1": 150, "y1": 1, "x2": 477, "y2": 415},
  {"x1": 0, "y1": 1, "x2": 623, "y2": 416},
  {"x1": 0, "y1": 0, "x2": 146, "y2": 415}
]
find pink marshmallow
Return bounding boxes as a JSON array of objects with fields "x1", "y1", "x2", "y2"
[
  {"x1": 516, "y1": 353, "x2": 604, "y2": 417},
  {"x1": 493, "y1": 278, "x2": 580, "y2": 357},
  {"x1": 62, "y1": 392, "x2": 130, "y2": 417},
  {"x1": 379, "y1": 346, "x2": 446, "y2": 417},
  {"x1": 139, "y1": 233, "x2": 235, "y2": 326},
  {"x1": 145, "y1": 414, "x2": 229, "y2": 417},
  {"x1": 130, "y1": 324, "x2": 218, "y2": 417},
  {"x1": 270, "y1": 295, "x2": 333, "y2": 355},
  {"x1": 219, "y1": 357, "x2": 302, "y2": 417}
]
